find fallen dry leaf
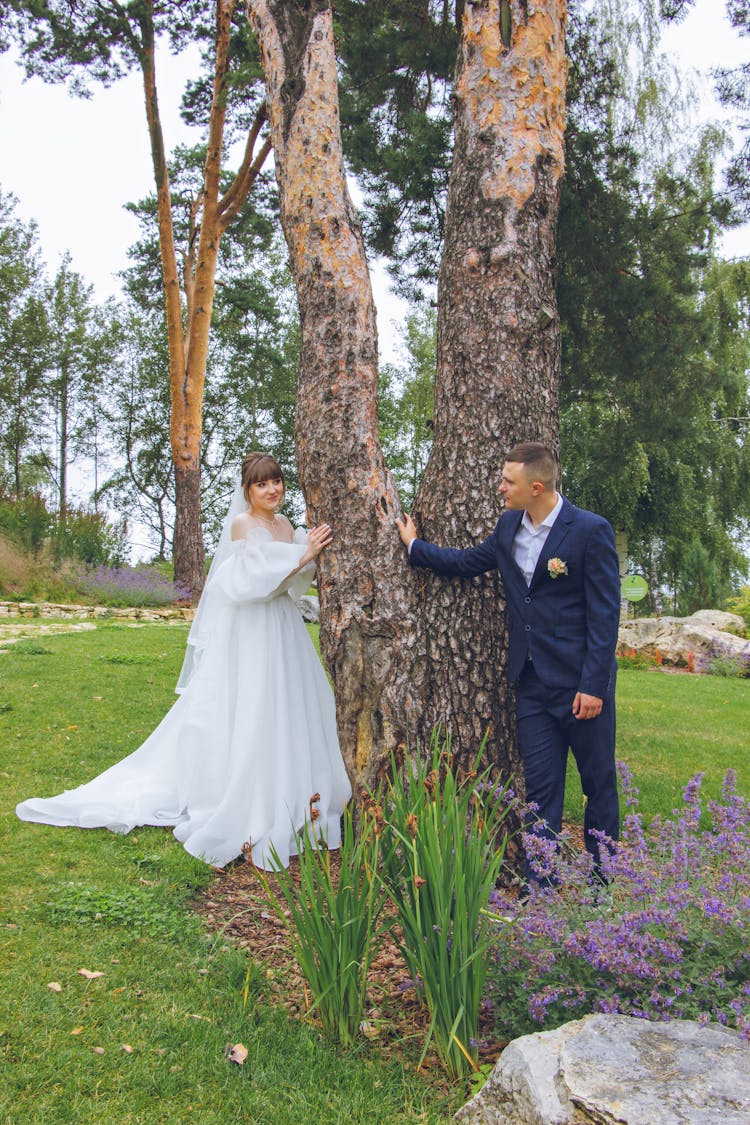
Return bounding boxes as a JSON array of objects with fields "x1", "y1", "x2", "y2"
[
  {"x1": 71, "y1": 1027, "x2": 85, "y2": 1035},
  {"x1": 121, "y1": 1044, "x2": 133, "y2": 1054},
  {"x1": 225, "y1": 1043, "x2": 248, "y2": 1066},
  {"x1": 47, "y1": 982, "x2": 63, "y2": 993},
  {"x1": 77, "y1": 968, "x2": 104, "y2": 980},
  {"x1": 92, "y1": 1046, "x2": 105, "y2": 1056}
]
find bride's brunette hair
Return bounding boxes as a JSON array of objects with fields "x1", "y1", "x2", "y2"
[{"x1": 241, "y1": 452, "x2": 285, "y2": 502}]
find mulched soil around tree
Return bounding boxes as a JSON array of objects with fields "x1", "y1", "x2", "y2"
[{"x1": 194, "y1": 852, "x2": 511, "y2": 1084}]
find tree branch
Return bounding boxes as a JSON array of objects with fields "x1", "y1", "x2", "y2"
[{"x1": 217, "y1": 102, "x2": 270, "y2": 225}]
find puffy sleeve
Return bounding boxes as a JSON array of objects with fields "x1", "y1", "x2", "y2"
[
  {"x1": 287, "y1": 527, "x2": 317, "y2": 601},
  {"x1": 210, "y1": 527, "x2": 313, "y2": 606},
  {"x1": 175, "y1": 527, "x2": 316, "y2": 694}
]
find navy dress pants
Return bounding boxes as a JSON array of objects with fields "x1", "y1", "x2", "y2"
[{"x1": 515, "y1": 662, "x2": 619, "y2": 881}]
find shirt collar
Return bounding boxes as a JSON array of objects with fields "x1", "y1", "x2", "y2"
[{"x1": 521, "y1": 492, "x2": 563, "y2": 534}]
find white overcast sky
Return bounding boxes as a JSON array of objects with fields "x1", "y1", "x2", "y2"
[{"x1": 0, "y1": 0, "x2": 747, "y2": 363}]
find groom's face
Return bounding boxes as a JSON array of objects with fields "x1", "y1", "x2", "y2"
[{"x1": 500, "y1": 461, "x2": 538, "y2": 511}]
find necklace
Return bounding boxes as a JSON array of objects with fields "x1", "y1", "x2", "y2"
[{"x1": 248, "y1": 510, "x2": 276, "y2": 527}]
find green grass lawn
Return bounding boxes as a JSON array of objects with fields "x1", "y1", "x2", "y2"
[
  {"x1": 0, "y1": 623, "x2": 456, "y2": 1125},
  {"x1": 563, "y1": 668, "x2": 750, "y2": 824},
  {"x1": 1, "y1": 623, "x2": 748, "y2": 1123}
]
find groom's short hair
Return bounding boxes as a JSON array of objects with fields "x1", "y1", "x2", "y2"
[{"x1": 506, "y1": 442, "x2": 558, "y2": 491}]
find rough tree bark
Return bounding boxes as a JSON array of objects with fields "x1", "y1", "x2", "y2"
[
  {"x1": 413, "y1": 0, "x2": 567, "y2": 763},
  {"x1": 247, "y1": 0, "x2": 566, "y2": 792},
  {"x1": 247, "y1": 0, "x2": 427, "y2": 795}
]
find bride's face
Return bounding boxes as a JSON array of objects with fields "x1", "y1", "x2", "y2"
[{"x1": 248, "y1": 476, "x2": 284, "y2": 516}]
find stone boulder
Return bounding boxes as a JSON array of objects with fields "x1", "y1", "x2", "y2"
[
  {"x1": 296, "y1": 594, "x2": 320, "y2": 623},
  {"x1": 456, "y1": 1014, "x2": 750, "y2": 1125},
  {"x1": 618, "y1": 609, "x2": 748, "y2": 667}
]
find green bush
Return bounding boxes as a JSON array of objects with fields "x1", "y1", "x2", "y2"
[
  {"x1": 257, "y1": 806, "x2": 390, "y2": 1048},
  {"x1": 0, "y1": 491, "x2": 52, "y2": 555},
  {"x1": 0, "y1": 491, "x2": 128, "y2": 568},
  {"x1": 726, "y1": 585, "x2": 750, "y2": 629},
  {"x1": 51, "y1": 506, "x2": 128, "y2": 567}
]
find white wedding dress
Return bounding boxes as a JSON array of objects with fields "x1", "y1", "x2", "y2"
[{"x1": 16, "y1": 525, "x2": 351, "y2": 869}]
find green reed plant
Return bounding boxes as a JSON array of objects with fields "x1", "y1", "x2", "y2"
[
  {"x1": 256, "y1": 804, "x2": 390, "y2": 1048},
  {"x1": 376, "y1": 732, "x2": 514, "y2": 1079}
]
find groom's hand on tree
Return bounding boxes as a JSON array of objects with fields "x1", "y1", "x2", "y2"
[{"x1": 396, "y1": 513, "x2": 417, "y2": 549}]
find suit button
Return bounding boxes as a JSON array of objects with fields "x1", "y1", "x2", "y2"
[
  {"x1": 525, "y1": 624, "x2": 531, "y2": 631},
  {"x1": 524, "y1": 596, "x2": 531, "y2": 604}
]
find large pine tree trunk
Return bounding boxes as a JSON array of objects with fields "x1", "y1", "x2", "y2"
[
  {"x1": 247, "y1": 0, "x2": 567, "y2": 790},
  {"x1": 413, "y1": 0, "x2": 567, "y2": 766},
  {"x1": 248, "y1": 0, "x2": 429, "y2": 792}
]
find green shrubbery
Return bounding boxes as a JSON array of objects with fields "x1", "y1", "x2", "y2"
[
  {"x1": 0, "y1": 493, "x2": 190, "y2": 606},
  {"x1": 726, "y1": 585, "x2": 750, "y2": 629},
  {"x1": 261, "y1": 735, "x2": 515, "y2": 1080},
  {"x1": 0, "y1": 491, "x2": 128, "y2": 567},
  {"x1": 257, "y1": 734, "x2": 750, "y2": 1082},
  {"x1": 259, "y1": 808, "x2": 389, "y2": 1048}
]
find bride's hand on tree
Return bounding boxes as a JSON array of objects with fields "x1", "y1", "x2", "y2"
[{"x1": 301, "y1": 523, "x2": 332, "y2": 566}]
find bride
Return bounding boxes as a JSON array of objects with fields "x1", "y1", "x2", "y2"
[{"x1": 16, "y1": 452, "x2": 352, "y2": 869}]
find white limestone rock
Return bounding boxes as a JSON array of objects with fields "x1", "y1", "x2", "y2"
[
  {"x1": 456, "y1": 1014, "x2": 750, "y2": 1125},
  {"x1": 296, "y1": 594, "x2": 320, "y2": 623},
  {"x1": 618, "y1": 609, "x2": 748, "y2": 666}
]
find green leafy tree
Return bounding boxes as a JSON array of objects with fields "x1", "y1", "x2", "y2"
[
  {"x1": 663, "y1": 0, "x2": 750, "y2": 216},
  {"x1": 96, "y1": 303, "x2": 175, "y2": 560},
  {"x1": 2, "y1": 1, "x2": 272, "y2": 597},
  {"x1": 42, "y1": 256, "x2": 100, "y2": 518},
  {"x1": 0, "y1": 190, "x2": 50, "y2": 498},
  {"x1": 676, "y1": 538, "x2": 731, "y2": 615},
  {"x1": 378, "y1": 307, "x2": 436, "y2": 509}
]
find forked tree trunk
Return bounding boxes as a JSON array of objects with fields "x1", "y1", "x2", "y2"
[{"x1": 247, "y1": 0, "x2": 567, "y2": 791}]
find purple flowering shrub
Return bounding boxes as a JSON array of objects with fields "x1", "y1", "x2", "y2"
[
  {"x1": 698, "y1": 640, "x2": 750, "y2": 678},
  {"x1": 487, "y1": 764, "x2": 750, "y2": 1039},
  {"x1": 72, "y1": 564, "x2": 191, "y2": 607}
]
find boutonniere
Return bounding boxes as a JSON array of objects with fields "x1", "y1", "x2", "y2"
[{"x1": 547, "y1": 557, "x2": 568, "y2": 579}]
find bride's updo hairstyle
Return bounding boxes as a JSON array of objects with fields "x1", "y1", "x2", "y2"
[{"x1": 241, "y1": 452, "x2": 285, "y2": 504}]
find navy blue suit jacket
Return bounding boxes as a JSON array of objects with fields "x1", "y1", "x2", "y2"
[{"x1": 409, "y1": 499, "x2": 620, "y2": 699}]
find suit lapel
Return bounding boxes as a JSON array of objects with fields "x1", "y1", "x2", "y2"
[
  {"x1": 529, "y1": 499, "x2": 574, "y2": 590},
  {"x1": 498, "y1": 510, "x2": 526, "y2": 585}
]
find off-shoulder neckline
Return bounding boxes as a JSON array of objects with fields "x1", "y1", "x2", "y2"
[{"x1": 232, "y1": 525, "x2": 300, "y2": 545}]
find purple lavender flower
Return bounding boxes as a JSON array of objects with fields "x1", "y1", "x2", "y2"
[
  {"x1": 485, "y1": 765, "x2": 750, "y2": 1039},
  {"x1": 73, "y1": 564, "x2": 191, "y2": 607}
]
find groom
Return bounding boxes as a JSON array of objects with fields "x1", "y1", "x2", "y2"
[{"x1": 396, "y1": 442, "x2": 621, "y2": 883}]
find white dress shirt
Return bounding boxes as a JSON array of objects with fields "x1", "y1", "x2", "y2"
[{"x1": 512, "y1": 493, "x2": 563, "y2": 587}]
